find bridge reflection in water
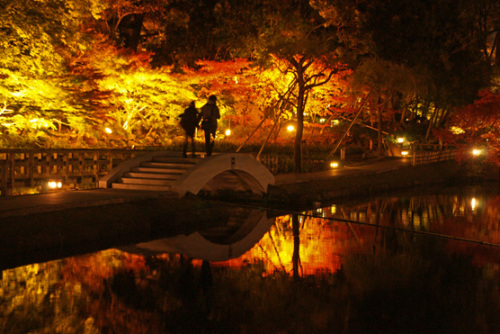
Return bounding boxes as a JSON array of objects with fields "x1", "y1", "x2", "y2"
[{"x1": 121, "y1": 208, "x2": 274, "y2": 262}]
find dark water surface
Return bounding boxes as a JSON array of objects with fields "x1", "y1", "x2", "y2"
[{"x1": 1, "y1": 185, "x2": 499, "y2": 333}]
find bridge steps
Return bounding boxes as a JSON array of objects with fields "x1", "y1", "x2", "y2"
[
  {"x1": 140, "y1": 162, "x2": 194, "y2": 169},
  {"x1": 111, "y1": 155, "x2": 202, "y2": 191},
  {"x1": 121, "y1": 177, "x2": 175, "y2": 186},
  {"x1": 125, "y1": 172, "x2": 178, "y2": 180},
  {"x1": 131, "y1": 167, "x2": 184, "y2": 174},
  {"x1": 111, "y1": 183, "x2": 175, "y2": 191}
]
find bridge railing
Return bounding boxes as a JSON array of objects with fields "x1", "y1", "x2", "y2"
[
  {"x1": 0, "y1": 149, "x2": 156, "y2": 196},
  {"x1": 410, "y1": 144, "x2": 457, "y2": 166}
]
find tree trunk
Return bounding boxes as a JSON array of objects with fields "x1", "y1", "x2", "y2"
[
  {"x1": 377, "y1": 105, "x2": 383, "y2": 155},
  {"x1": 496, "y1": 27, "x2": 500, "y2": 67},
  {"x1": 294, "y1": 78, "x2": 306, "y2": 173},
  {"x1": 292, "y1": 214, "x2": 300, "y2": 281}
]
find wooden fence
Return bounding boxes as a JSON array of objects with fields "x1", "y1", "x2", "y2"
[
  {"x1": 0, "y1": 149, "x2": 157, "y2": 196},
  {"x1": 410, "y1": 144, "x2": 457, "y2": 166}
]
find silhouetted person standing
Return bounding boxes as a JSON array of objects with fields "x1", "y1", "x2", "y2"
[
  {"x1": 200, "y1": 95, "x2": 220, "y2": 157},
  {"x1": 179, "y1": 101, "x2": 200, "y2": 158}
]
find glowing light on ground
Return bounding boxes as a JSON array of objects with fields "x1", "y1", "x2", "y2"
[{"x1": 47, "y1": 181, "x2": 62, "y2": 189}]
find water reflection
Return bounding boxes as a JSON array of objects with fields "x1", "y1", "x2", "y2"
[
  {"x1": 121, "y1": 208, "x2": 273, "y2": 261},
  {"x1": 1, "y1": 187, "x2": 499, "y2": 333}
]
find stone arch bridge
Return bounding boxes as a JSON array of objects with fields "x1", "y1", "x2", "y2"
[{"x1": 99, "y1": 152, "x2": 275, "y2": 198}]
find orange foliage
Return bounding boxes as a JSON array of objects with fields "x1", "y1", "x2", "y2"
[
  {"x1": 439, "y1": 89, "x2": 500, "y2": 166},
  {"x1": 60, "y1": 249, "x2": 147, "y2": 295}
]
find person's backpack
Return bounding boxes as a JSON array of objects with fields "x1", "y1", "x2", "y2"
[
  {"x1": 179, "y1": 113, "x2": 189, "y2": 131},
  {"x1": 180, "y1": 107, "x2": 199, "y2": 131},
  {"x1": 201, "y1": 117, "x2": 211, "y2": 130}
]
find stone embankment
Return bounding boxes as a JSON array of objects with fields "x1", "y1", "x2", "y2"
[{"x1": 267, "y1": 160, "x2": 498, "y2": 208}]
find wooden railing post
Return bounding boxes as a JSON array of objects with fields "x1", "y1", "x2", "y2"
[
  {"x1": 79, "y1": 152, "x2": 84, "y2": 180},
  {"x1": 107, "y1": 152, "x2": 113, "y2": 173},
  {"x1": 7, "y1": 152, "x2": 15, "y2": 196},
  {"x1": 93, "y1": 152, "x2": 98, "y2": 182},
  {"x1": 62, "y1": 152, "x2": 68, "y2": 184},
  {"x1": 1, "y1": 159, "x2": 7, "y2": 197},
  {"x1": 28, "y1": 152, "x2": 34, "y2": 187}
]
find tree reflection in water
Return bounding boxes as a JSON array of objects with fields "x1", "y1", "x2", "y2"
[{"x1": 0, "y1": 188, "x2": 499, "y2": 333}]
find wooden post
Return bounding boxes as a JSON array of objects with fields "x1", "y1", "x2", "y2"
[
  {"x1": 28, "y1": 152, "x2": 34, "y2": 187},
  {"x1": 93, "y1": 152, "x2": 98, "y2": 182},
  {"x1": 63, "y1": 152, "x2": 68, "y2": 185},
  {"x1": 107, "y1": 152, "x2": 113, "y2": 173},
  {"x1": 8, "y1": 153, "x2": 14, "y2": 196},
  {"x1": 1, "y1": 159, "x2": 7, "y2": 197},
  {"x1": 44, "y1": 152, "x2": 51, "y2": 177},
  {"x1": 79, "y1": 152, "x2": 84, "y2": 179}
]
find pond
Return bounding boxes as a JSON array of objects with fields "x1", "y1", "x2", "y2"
[{"x1": 1, "y1": 185, "x2": 499, "y2": 333}]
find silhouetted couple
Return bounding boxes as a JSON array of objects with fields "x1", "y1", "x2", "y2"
[{"x1": 179, "y1": 95, "x2": 220, "y2": 158}]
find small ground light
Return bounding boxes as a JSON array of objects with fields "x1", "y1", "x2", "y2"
[
  {"x1": 397, "y1": 137, "x2": 404, "y2": 143},
  {"x1": 472, "y1": 148, "x2": 482, "y2": 156},
  {"x1": 48, "y1": 181, "x2": 62, "y2": 189},
  {"x1": 330, "y1": 161, "x2": 339, "y2": 168},
  {"x1": 401, "y1": 150, "x2": 409, "y2": 156},
  {"x1": 225, "y1": 129, "x2": 231, "y2": 136},
  {"x1": 105, "y1": 127, "x2": 112, "y2": 134},
  {"x1": 287, "y1": 124, "x2": 295, "y2": 132},
  {"x1": 471, "y1": 197, "x2": 477, "y2": 211}
]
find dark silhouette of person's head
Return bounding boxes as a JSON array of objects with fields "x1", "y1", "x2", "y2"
[
  {"x1": 189, "y1": 101, "x2": 195, "y2": 107},
  {"x1": 208, "y1": 95, "x2": 217, "y2": 102}
]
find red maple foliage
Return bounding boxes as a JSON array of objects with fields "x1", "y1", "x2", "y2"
[{"x1": 438, "y1": 89, "x2": 500, "y2": 166}]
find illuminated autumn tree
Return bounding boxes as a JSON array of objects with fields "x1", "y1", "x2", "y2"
[
  {"x1": 0, "y1": 0, "x2": 106, "y2": 147},
  {"x1": 79, "y1": 46, "x2": 196, "y2": 147},
  {"x1": 0, "y1": 0, "x2": 200, "y2": 148},
  {"x1": 438, "y1": 89, "x2": 500, "y2": 166},
  {"x1": 249, "y1": 0, "x2": 346, "y2": 172}
]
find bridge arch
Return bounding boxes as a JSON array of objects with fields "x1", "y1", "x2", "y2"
[{"x1": 173, "y1": 153, "x2": 275, "y2": 197}]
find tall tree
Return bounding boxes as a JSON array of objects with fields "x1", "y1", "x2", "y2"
[{"x1": 250, "y1": 0, "x2": 344, "y2": 172}]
